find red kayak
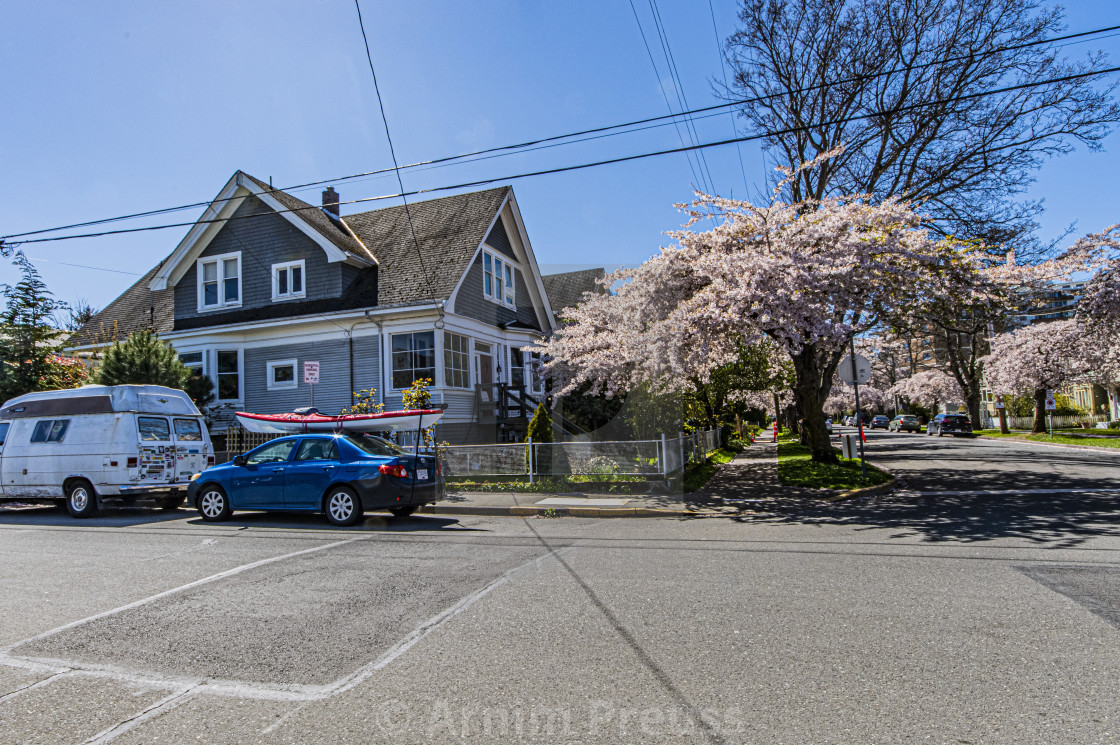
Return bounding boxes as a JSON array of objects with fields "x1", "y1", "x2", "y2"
[{"x1": 235, "y1": 408, "x2": 445, "y2": 434}]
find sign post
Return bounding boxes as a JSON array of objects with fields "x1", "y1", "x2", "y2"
[
  {"x1": 304, "y1": 361, "x2": 321, "y2": 408},
  {"x1": 995, "y1": 399, "x2": 1009, "y2": 434},
  {"x1": 839, "y1": 343, "x2": 871, "y2": 480},
  {"x1": 1045, "y1": 389, "x2": 1057, "y2": 438}
]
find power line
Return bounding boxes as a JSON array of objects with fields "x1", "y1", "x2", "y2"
[
  {"x1": 10, "y1": 64, "x2": 1120, "y2": 249},
  {"x1": 647, "y1": 0, "x2": 717, "y2": 193},
  {"x1": 707, "y1": 0, "x2": 750, "y2": 197},
  {"x1": 9, "y1": 64, "x2": 1119, "y2": 249},
  {"x1": 351, "y1": 0, "x2": 440, "y2": 307},
  {"x1": 627, "y1": 0, "x2": 708, "y2": 192},
  {"x1": 4, "y1": 22, "x2": 1117, "y2": 242}
]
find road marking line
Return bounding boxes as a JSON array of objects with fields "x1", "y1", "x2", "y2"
[
  {"x1": 258, "y1": 546, "x2": 569, "y2": 734},
  {"x1": 81, "y1": 685, "x2": 198, "y2": 745},
  {"x1": 0, "y1": 670, "x2": 70, "y2": 704},
  {"x1": 0, "y1": 535, "x2": 368, "y2": 656},
  {"x1": 0, "y1": 544, "x2": 569, "y2": 714}
]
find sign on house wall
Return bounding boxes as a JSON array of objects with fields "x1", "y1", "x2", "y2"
[{"x1": 304, "y1": 361, "x2": 320, "y2": 385}]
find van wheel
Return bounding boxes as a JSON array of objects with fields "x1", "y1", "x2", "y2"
[
  {"x1": 65, "y1": 480, "x2": 99, "y2": 518},
  {"x1": 324, "y1": 487, "x2": 362, "y2": 526},
  {"x1": 198, "y1": 486, "x2": 231, "y2": 521},
  {"x1": 158, "y1": 496, "x2": 184, "y2": 512}
]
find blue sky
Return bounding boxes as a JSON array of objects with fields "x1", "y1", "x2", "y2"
[{"x1": 1, "y1": 0, "x2": 1118, "y2": 311}]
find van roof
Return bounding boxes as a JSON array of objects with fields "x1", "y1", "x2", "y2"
[{"x1": 0, "y1": 385, "x2": 201, "y2": 418}]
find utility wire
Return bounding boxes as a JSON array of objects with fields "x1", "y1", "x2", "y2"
[
  {"x1": 351, "y1": 0, "x2": 440, "y2": 307},
  {"x1": 4, "y1": 22, "x2": 1118, "y2": 242},
  {"x1": 7, "y1": 65, "x2": 1120, "y2": 248},
  {"x1": 627, "y1": 0, "x2": 708, "y2": 191},
  {"x1": 648, "y1": 0, "x2": 717, "y2": 193},
  {"x1": 707, "y1": 0, "x2": 750, "y2": 197}
]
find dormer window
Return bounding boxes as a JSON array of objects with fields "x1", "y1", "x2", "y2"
[
  {"x1": 272, "y1": 260, "x2": 306, "y2": 301},
  {"x1": 482, "y1": 248, "x2": 516, "y2": 307},
  {"x1": 197, "y1": 252, "x2": 241, "y2": 311}
]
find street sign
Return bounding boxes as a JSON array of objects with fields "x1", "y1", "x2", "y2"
[
  {"x1": 1045, "y1": 396, "x2": 1057, "y2": 411},
  {"x1": 303, "y1": 361, "x2": 320, "y2": 385},
  {"x1": 1046, "y1": 389, "x2": 1055, "y2": 398},
  {"x1": 838, "y1": 354, "x2": 871, "y2": 385},
  {"x1": 994, "y1": 401, "x2": 1005, "y2": 410}
]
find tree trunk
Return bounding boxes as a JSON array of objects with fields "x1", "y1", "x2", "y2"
[
  {"x1": 1032, "y1": 388, "x2": 1047, "y2": 434},
  {"x1": 997, "y1": 401, "x2": 1010, "y2": 434},
  {"x1": 791, "y1": 349, "x2": 837, "y2": 464},
  {"x1": 965, "y1": 389, "x2": 982, "y2": 431}
]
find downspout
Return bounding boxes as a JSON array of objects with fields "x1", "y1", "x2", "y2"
[{"x1": 367, "y1": 313, "x2": 384, "y2": 411}]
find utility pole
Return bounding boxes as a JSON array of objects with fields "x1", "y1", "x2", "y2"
[{"x1": 850, "y1": 338, "x2": 866, "y2": 479}]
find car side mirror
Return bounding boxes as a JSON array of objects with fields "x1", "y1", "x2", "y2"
[{"x1": 233, "y1": 455, "x2": 246, "y2": 467}]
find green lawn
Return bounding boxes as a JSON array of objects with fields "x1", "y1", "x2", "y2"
[
  {"x1": 974, "y1": 429, "x2": 1120, "y2": 448},
  {"x1": 776, "y1": 439, "x2": 892, "y2": 490}
]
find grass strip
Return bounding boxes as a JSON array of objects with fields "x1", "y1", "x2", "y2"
[
  {"x1": 776, "y1": 439, "x2": 892, "y2": 490},
  {"x1": 974, "y1": 430, "x2": 1120, "y2": 448}
]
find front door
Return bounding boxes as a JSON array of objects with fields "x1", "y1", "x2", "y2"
[
  {"x1": 230, "y1": 439, "x2": 296, "y2": 508},
  {"x1": 284, "y1": 438, "x2": 341, "y2": 508}
]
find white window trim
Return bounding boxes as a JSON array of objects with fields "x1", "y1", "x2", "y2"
[
  {"x1": 482, "y1": 248, "x2": 518, "y2": 306},
  {"x1": 443, "y1": 331, "x2": 471, "y2": 389},
  {"x1": 215, "y1": 349, "x2": 243, "y2": 402},
  {"x1": 271, "y1": 260, "x2": 307, "y2": 302},
  {"x1": 266, "y1": 359, "x2": 298, "y2": 391},
  {"x1": 196, "y1": 251, "x2": 242, "y2": 312},
  {"x1": 391, "y1": 331, "x2": 437, "y2": 391}
]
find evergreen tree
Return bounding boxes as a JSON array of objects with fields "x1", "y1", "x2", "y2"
[
  {"x1": 95, "y1": 330, "x2": 190, "y2": 389},
  {"x1": 0, "y1": 254, "x2": 67, "y2": 401},
  {"x1": 526, "y1": 403, "x2": 554, "y2": 476}
]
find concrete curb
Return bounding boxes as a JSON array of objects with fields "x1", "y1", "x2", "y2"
[
  {"x1": 827, "y1": 461, "x2": 897, "y2": 502},
  {"x1": 418, "y1": 503, "x2": 730, "y2": 519}
]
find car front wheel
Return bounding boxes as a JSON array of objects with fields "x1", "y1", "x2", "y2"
[
  {"x1": 324, "y1": 486, "x2": 362, "y2": 526},
  {"x1": 198, "y1": 486, "x2": 232, "y2": 522}
]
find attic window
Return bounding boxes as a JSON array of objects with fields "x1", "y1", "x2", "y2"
[
  {"x1": 197, "y1": 252, "x2": 241, "y2": 311},
  {"x1": 482, "y1": 249, "x2": 516, "y2": 307},
  {"x1": 272, "y1": 261, "x2": 305, "y2": 301}
]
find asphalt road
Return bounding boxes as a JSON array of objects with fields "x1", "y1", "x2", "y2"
[{"x1": 0, "y1": 437, "x2": 1118, "y2": 744}]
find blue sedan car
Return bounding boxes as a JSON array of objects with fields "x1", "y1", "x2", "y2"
[{"x1": 188, "y1": 433, "x2": 441, "y2": 526}]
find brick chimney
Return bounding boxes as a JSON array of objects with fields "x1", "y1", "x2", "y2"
[{"x1": 322, "y1": 186, "x2": 340, "y2": 216}]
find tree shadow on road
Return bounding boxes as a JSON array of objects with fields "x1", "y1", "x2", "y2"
[{"x1": 735, "y1": 488, "x2": 1120, "y2": 548}]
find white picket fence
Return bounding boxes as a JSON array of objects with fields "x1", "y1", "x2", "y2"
[
  {"x1": 982, "y1": 414, "x2": 1113, "y2": 430},
  {"x1": 439, "y1": 428, "x2": 722, "y2": 482}
]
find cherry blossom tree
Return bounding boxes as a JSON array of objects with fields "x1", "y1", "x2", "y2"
[
  {"x1": 981, "y1": 319, "x2": 1094, "y2": 433},
  {"x1": 536, "y1": 157, "x2": 979, "y2": 463},
  {"x1": 887, "y1": 369, "x2": 962, "y2": 410},
  {"x1": 1077, "y1": 253, "x2": 1120, "y2": 418}
]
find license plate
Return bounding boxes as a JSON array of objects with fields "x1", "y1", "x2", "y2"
[{"x1": 417, "y1": 469, "x2": 428, "y2": 481}]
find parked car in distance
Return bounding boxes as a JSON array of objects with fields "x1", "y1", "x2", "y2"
[
  {"x1": 188, "y1": 433, "x2": 442, "y2": 526},
  {"x1": 870, "y1": 415, "x2": 890, "y2": 430},
  {"x1": 825, "y1": 418, "x2": 833, "y2": 434},
  {"x1": 926, "y1": 413, "x2": 974, "y2": 437},
  {"x1": 889, "y1": 415, "x2": 922, "y2": 433}
]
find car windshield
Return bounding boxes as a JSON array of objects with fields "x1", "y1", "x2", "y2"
[{"x1": 345, "y1": 434, "x2": 407, "y2": 457}]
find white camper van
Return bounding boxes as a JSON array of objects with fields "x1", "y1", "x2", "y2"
[{"x1": 0, "y1": 385, "x2": 214, "y2": 518}]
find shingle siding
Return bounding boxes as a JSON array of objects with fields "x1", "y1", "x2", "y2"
[
  {"x1": 455, "y1": 254, "x2": 521, "y2": 327},
  {"x1": 242, "y1": 336, "x2": 381, "y2": 415},
  {"x1": 484, "y1": 219, "x2": 517, "y2": 260},
  {"x1": 174, "y1": 196, "x2": 344, "y2": 325}
]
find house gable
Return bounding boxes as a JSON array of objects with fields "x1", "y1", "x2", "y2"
[
  {"x1": 149, "y1": 171, "x2": 373, "y2": 294},
  {"x1": 447, "y1": 197, "x2": 555, "y2": 333}
]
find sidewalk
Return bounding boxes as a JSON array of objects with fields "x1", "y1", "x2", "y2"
[{"x1": 419, "y1": 440, "x2": 833, "y2": 518}]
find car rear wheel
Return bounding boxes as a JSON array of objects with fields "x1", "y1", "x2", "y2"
[
  {"x1": 388, "y1": 505, "x2": 419, "y2": 518},
  {"x1": 65, "y1": 479, "x2": 98, "y2": 519},
  {"x1": 324, "y1": 487, "x2": 362, "y2": 526},
  {"x1": 198, "y1": 486, "x2": 231, "y2": 522}
]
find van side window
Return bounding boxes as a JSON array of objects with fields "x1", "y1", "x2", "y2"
[
  {"x1": 138, "y1": 417, "x2": 171, "y2": 441},
  {"x1": 30, "y1": 420, "x2": 69, "y2": 443},
  {"x1": 173, "y1": 419, "x2": 203, "y2": 442},
  {"x1": 0, "y1": 422, "x2": 9, "y2": 446}
]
